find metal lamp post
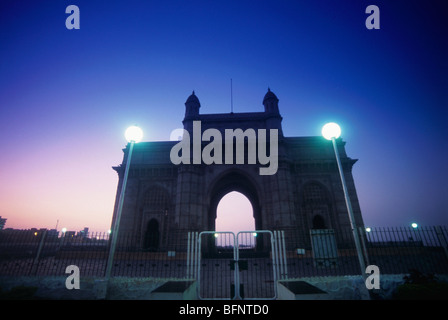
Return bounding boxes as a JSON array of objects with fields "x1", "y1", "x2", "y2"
[
  {"x1": 105, "y1": 125, "x2": 143, "y2": 280},
  {"x1": 322, "y1": 122, "x2": 367, "y2": 276}
]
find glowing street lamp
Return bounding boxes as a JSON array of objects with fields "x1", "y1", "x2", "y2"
[
  {"x1": 322, "y1": 122, "x2": 367, "y2": 275},
  {"x1": 411, "y1": 222, "x2": 418, "y2": 229},
  {"x1": 105, "y1": 125, "x2": 143, "y2": 280},
  {"x1": 321, "y1": 122, "x2": 342, "y2": 141},
  {"x1": 125, "y1": 125, "x2": 144, "y2": 144}
]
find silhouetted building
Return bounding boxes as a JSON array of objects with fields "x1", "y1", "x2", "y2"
[{"x1": 111, "y1": 89, "x2": 365, "y2": 249}]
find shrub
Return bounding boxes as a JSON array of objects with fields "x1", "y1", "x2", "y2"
[
  {"x1": 0, "y1": 286, "x2": 38, "y2": 300},
  {"x1": 393, "y1": 269, "x2": 448, "y2": 300}
]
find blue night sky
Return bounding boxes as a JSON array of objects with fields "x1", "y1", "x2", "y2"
[{"x1": 0, "y1": 0, "x2": 446, "y2": 232}]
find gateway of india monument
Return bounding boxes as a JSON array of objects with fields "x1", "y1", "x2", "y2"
[{"x1": 110, "y1": 88, "x2": 365, "y2": 250}]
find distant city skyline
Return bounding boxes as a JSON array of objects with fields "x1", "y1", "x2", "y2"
[{"x1": 0, "y1": 1, "x2": 446, "y2": 233}]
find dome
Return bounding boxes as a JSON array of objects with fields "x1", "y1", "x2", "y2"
[
  {"x1": 185, "y1": 90, "x2": 200, "y2": 105},
  {"x1": 184, "y1": 90, "x2": 201, "y2": 118},
  {"x1": 263, "y1": 88, "x2": 278, "y2": 104}
]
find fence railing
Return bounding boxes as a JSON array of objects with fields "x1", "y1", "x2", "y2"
[
  {"x1": 0, "y1": 226, "x2": 447, "y2": 279},
  {"x1": 0, "y1": 230, "x2": 192, "y2": 278},
  {"x1": 278, "y1": 226, "x2": 448, "y2": 279}
]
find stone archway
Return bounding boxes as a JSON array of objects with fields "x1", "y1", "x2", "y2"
[
  {"x1": 302, "y1": 181, "x2": 333, "y2": 231},
  {"x1": 205, "y1": 169, "x2": 270, "y2": 253},
  {"x1": 215, "y1": 191, "x2": 255, "y2": 233},
  {"x1": 207, "y1": 170, "x2": 262, "y2": 232}
]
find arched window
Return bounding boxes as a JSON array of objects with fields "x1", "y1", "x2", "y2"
[
  {"x1": 142, "y1": 186, "x2": 170, "y2": 250},
  {"x1": 312, "y1": 215, "x2": 326, "y2": 229},
  {"x1": 302, "y1": 182, "x2": 330, "y2": 230},
  {"x1": 144, "y1": 219, "x2": 160, "y2": 250}
]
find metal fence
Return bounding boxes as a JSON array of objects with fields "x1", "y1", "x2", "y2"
[
  {"x1": 0, "y1": 229, "x2": 192, "y2": 278},
  {"x1": 0, "y1": 226, "x2": 447, "y2": 280},
  {"x1": 278, "y1": 226, "x2": 448, "y2": 279}
]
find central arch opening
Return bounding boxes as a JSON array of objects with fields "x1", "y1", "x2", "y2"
[
  {"x1": 215, "y1": 191, "x2": 255, "y2": 234},
  {"x1": 208, "y1": 170, "x2": 263, "y2": 251},
  {"x1": 215, "y1": 191, "x2": 257, "y2": 249}
]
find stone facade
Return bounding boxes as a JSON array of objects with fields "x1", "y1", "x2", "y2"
[{"x1": 111, "y1": 89, "x2": 364, "y2": 250}]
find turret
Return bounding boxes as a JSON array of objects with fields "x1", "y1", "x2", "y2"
[
  {"x1": 184, "y1": 91, "x2": 200, "y2": 119},
  {"x1": 263, "y1": 88, "x2": 280, "y2": 115}
]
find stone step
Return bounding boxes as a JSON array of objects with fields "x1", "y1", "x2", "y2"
[
  {"x1": 150, "y1": 281, "x2": 197, "y2": 300},
  {"x1": 277, "y1": 280, "x2": 328, "y2": 300}
]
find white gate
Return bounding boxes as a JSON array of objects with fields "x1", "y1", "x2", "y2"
[{"x1": 194, "y1": 230, "x2": 280, "y2": 300}]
